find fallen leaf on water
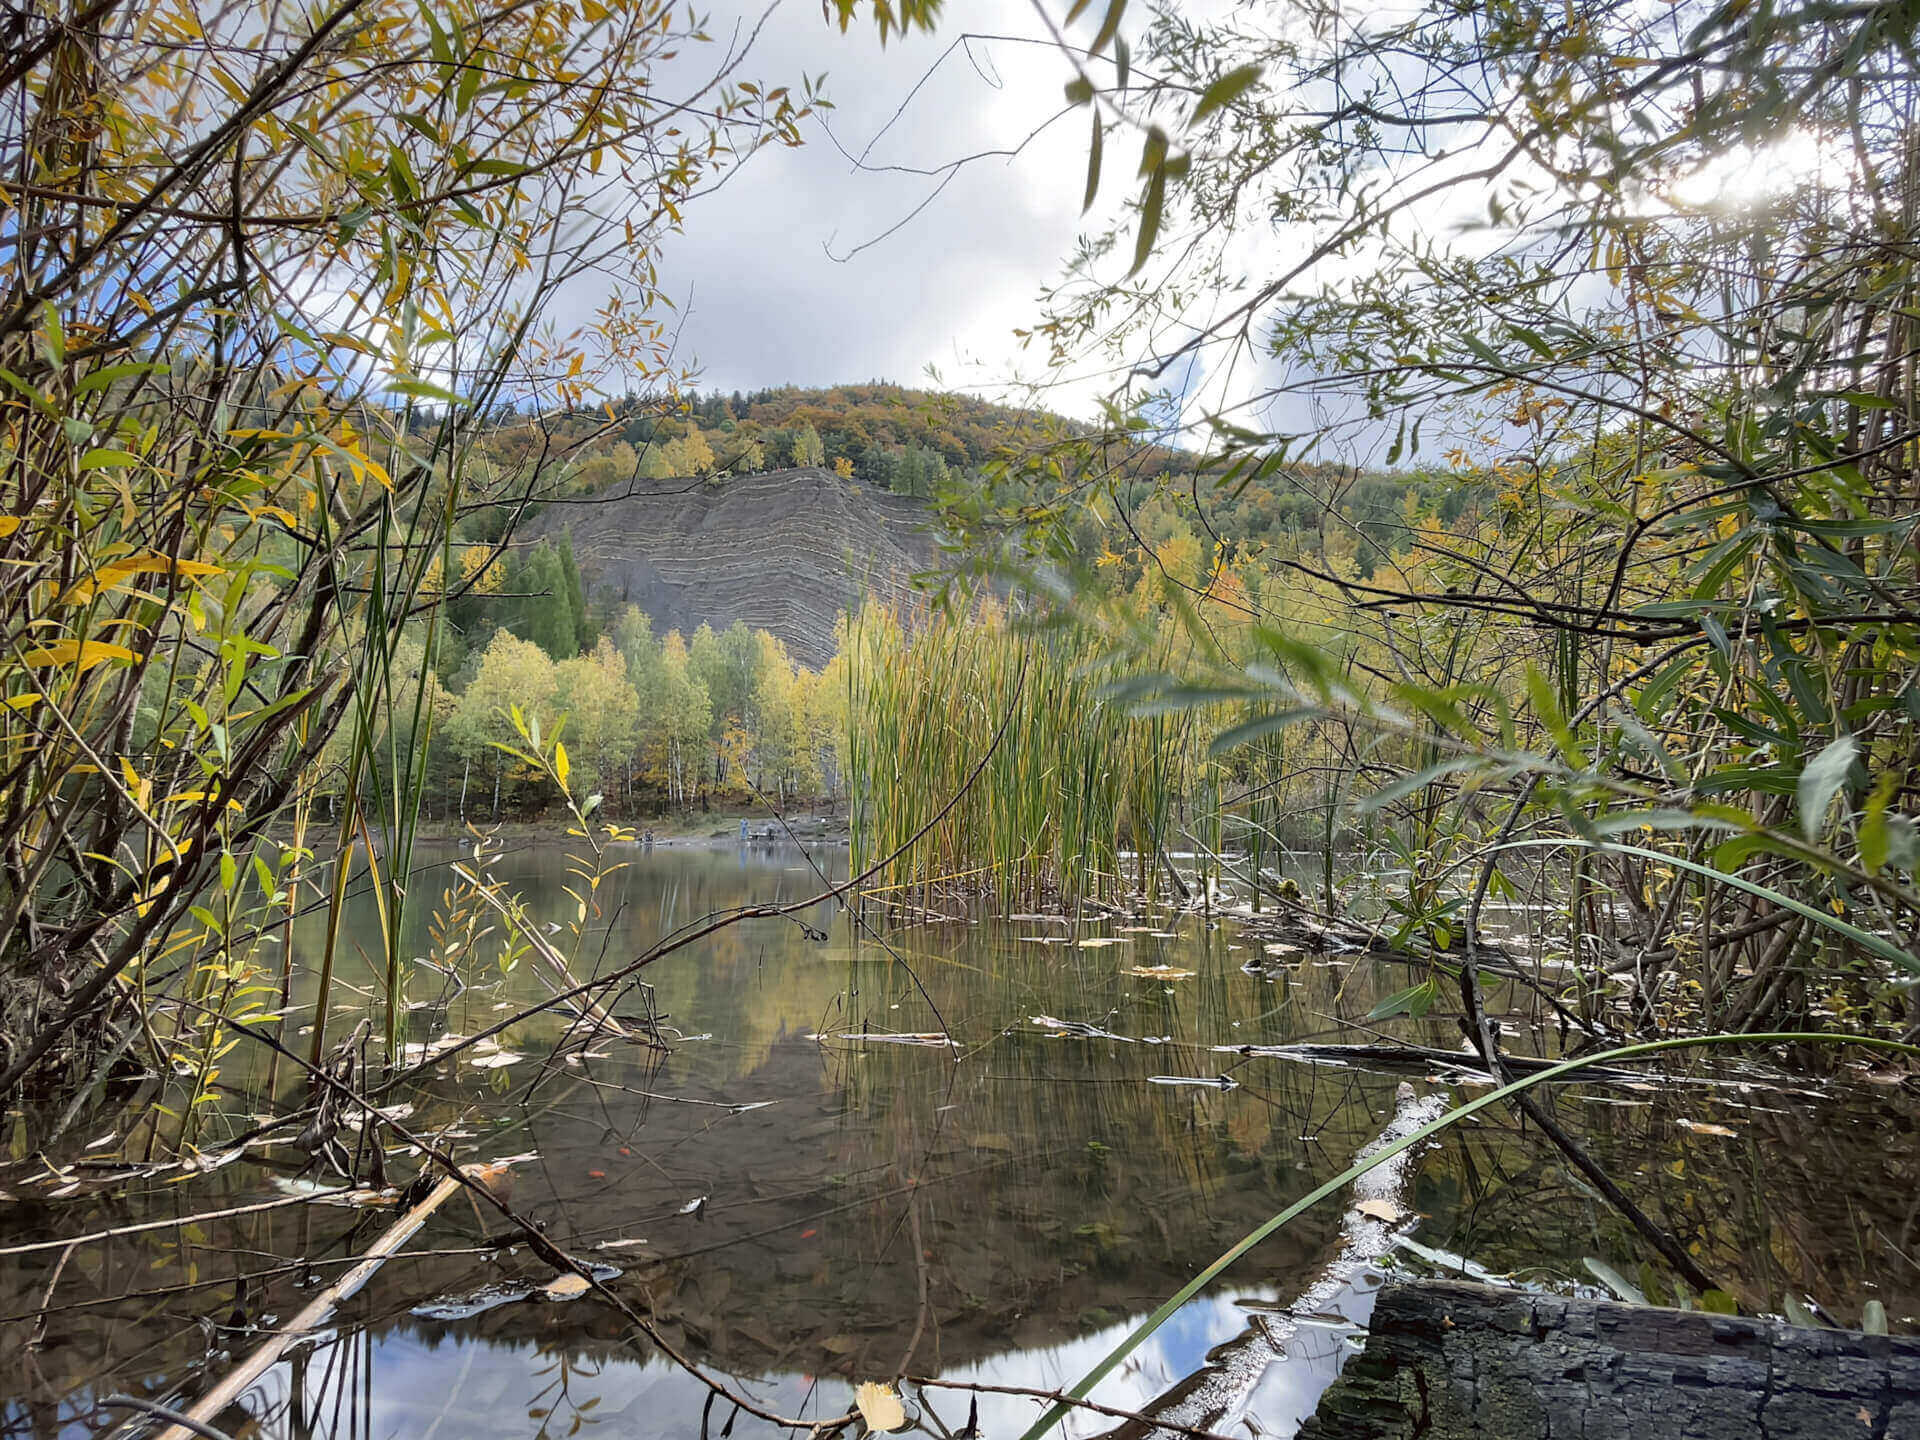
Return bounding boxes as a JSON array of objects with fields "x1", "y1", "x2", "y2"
[
  {"x1": 1675, "y1": 1118, "x2": 1738, "y2": 1137},
  {"x1": 593, "y1": 1237, "x2": 649, "y2": 1251},
  {"x1": 855, "y1": 1381, "x2": 906, "y2": 1433},
  {"x1": 1355, "y1": 1198, "x2": 1402, "y2": 1224},
  {"x1": 678, "y1": 1195, "x2": 709, "y2": 1215},
  {"x1": 1127, "y1": 965, "x2": 1195, "y2": 980},
  {"x1": 1077, "y1": 936, "x2": 1124, "y2": 948},
  {"x1": 544, "y1": 1273, "x2": 591, "y2": 1299},
  {"x1": 1263, "y1": 942, "x2": 1302, "y2": 956},
  {"x1": 270, "y1": 1178, "x2": 394, "y2": 1206},
  {"x1": 469, "y1": 1051, "x2": 523, "y2": 1069}
]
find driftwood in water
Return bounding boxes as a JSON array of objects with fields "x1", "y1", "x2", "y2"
[
  {"x1": 151, "y1": 1167, "x2": 486, "y2": 1440},
  {"x1": 1299, "y1": 1279, "x2": 1920, "y2": 1440},
  {"x1": 1241, "y1": 917, "x2": 1531, "y2": 971},
  {"x1": 1217, "y1": 1041, "x2": 1645, "y2": 1085}
]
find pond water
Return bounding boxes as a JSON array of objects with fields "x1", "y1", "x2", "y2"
[{"x1": 3, "y1": 840, "x2": 1916, "y2": 1439}]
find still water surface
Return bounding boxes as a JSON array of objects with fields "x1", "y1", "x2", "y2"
[{"x1": 3, "y1": 841, "x2": 1915, "y2": 1438}]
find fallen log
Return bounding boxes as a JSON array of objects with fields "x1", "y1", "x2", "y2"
[
  {"x1": 1297, "y1": 1278, "x2": 1920, "y2": 1439},
  {"x1": 1213, "y1": 1041, "x2": 1648, "y2": 1086},
  {"x1": 145, "y1": 1165, "x2": 494, "y2": 1440}
]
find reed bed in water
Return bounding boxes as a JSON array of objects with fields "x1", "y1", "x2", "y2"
[{"x1": 846, "y1": 600, "x2": 1259, "y2": 915}]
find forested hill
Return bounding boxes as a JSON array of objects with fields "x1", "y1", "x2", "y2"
[{"x1": 519, "y1": 466, "x2": 936, "y2": 668}]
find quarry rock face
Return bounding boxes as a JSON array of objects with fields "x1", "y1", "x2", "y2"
[{"x1": 524, "y1": 467, "x2": 937, "y2": 667}]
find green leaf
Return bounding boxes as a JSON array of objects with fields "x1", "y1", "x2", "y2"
[
  {"x1": 1367, "y1": 978, "x2": 1437, "y2": 1022},
  {"x1": 1584, "y1": 1257, "x2": 1647, "y2": 1304},
  {"x1": 1525, "y1": 665, "x2": 1582, "y2": 764},
  {"x1": 1207, "y1": 706, "x2": 1319, "y2": 755},
  {"x1": 1359, "y1": 756, "x2": 1497, "y2": 815},
  {"x1": 1065, "y1": 76, "x2": 1094, "y2": 106},
  {"x1": 1191, "y1": 63, "x2": 1262, "y2": 125},
  {"x1": 1613, "y1": 706, "x2": 1685, "y2": 782},
  {"x1": 1781, "y1": 1292, "x2": 1823, "y2": 1328},
  {"x1": 1797, "y1": 734, "x2": 1857, "y2": 841},
  {"x1": 74, "y1": 362, "x2": 164, "y2": 395},
  {"x1": 78, "y1": 448, "x2": 140, "y2": 471},
  {"x1": 1082, "y1": 108, "x2": 1103, "y2": 213},
  {"x1": 1499, "y1": 838, "x2": 1918, "y2": 975},
  {"x1": 1121, "y1": 160, "x2": 1167, "y2": 278},
  {"x1": 1860, "y1": 771, "x2": 1898, "y2": 874}
]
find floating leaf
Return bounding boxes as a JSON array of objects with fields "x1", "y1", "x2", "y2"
[
  {"x1": 1354, "y1": 1198, "x2": 1401, "y2": 1224},
  {"x1": 544, "y1": 1273, "x2": 591, "y2": 1299},
  {"x1": 1675, "y1": 1117, "x2": 1738, "y2": 1137},
  {"x1": 855, "y1": 1381, "x2": 906, "y2": 1433},
  {"x1": 1126, "y1": 964, "x2": 1194, "y2": 979}
]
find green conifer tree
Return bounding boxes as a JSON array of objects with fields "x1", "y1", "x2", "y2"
[{"x1": 557, "y1": 531, "x2": 588, "y2": 656}]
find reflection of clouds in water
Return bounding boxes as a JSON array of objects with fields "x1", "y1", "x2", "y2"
[
  {"x1": 929, "y1": 1296, "x2": 1247, "y2": 1438},
  {"x1": 224, "y1": 1287, "x2": 1312, "y2": 1440},
  {"x1": 242, "y1": 1326, "x2": 826, "y2": 1437}
]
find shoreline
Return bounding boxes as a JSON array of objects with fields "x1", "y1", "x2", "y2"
[{"x1": 404, "y1": 815, "x2": 851, "y2": 850}]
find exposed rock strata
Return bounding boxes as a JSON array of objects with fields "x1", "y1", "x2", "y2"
[{"x1": 521, "y1": 468, "x2": 937, "y2": 668}]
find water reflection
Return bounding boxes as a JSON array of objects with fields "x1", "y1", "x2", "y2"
[{"x1": 3, "y1": 842, "x2": 1915, "y2": 1440}]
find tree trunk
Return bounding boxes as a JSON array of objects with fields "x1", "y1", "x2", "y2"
[{"x1": 1299, "y1": 1279, "x2": 1920, "y2": 1440}]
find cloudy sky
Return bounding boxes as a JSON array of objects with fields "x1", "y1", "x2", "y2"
[{"x1": 651, "y1": 3, "x2": 1098, "y2": 410}]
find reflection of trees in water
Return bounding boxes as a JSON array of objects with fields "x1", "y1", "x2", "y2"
[
  {"x1": 1416, "y1": 1083, "x2": 1918, "y2": 1327},
  {"x1": 9, "y1": 847, "x2": 1912, "y2": 1437}
]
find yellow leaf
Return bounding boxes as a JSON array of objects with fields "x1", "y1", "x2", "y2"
[
  {"x1": 2, "y1": 692, "x2": 42, "y2": 710},
  {"x1": 19, "y1": 639, "x2": 133, "y2": 672},
  {"x1": 59, "y1": 554, "x2": 222, "y2": 605},
  {"x1": 543, "y1": 1273, "x2": 591, "y2": 1299},
  {"x1": 0, "y1": 517, "x2": 20, "y2": 537},
  {"x1": 854, "y1": 1382, "x2": 905, "y2": 1433},
  {"x1": 554, "y1": 740, "x2": 570, "y2": 787},
  {"x1": 1675, "y1": 1118, "x2": 1738, "y2": 1138}
]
